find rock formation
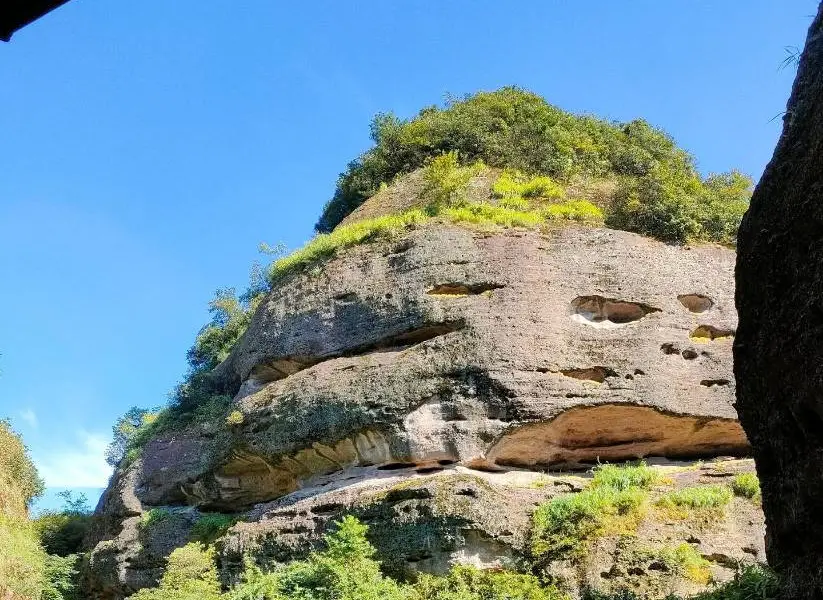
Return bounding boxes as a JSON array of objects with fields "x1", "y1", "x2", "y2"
[
  {"x1": 734, "y1": 3, "x2": 823, "y2": 599},
  {"x1": 84, "y1": 211, "x2": 759, "y2": 598}
]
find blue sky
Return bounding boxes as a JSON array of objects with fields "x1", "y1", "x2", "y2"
[{"x1": 0, "y1": 1, "x2": 816, "y2": 510}]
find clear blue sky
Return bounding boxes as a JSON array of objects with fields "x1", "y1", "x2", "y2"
[{"x1": 0, "y1": 0, "x2": 816, "y2": 510}]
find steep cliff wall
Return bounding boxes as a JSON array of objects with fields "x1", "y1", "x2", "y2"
[{"x1": 84, "y1": 221, "x2": 755, "y2": 599}]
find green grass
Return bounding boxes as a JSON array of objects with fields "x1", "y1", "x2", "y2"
[
  {"x1": 140, "y1": 508, "x2": 172, "y2": 530},
  {"x1": 270, "y1": 209, "x2": 428, "y2": 281},
  {"x1": 582, "y1": 565, "x2": 778, "y2": 600},
  {"x1": 0, "y1": 514, "x2": 47, "y2": 599},
  {"x1": 492, "y1": 169, "x2": 564, "y2": 200},
  {"x1": 269, "y1": 196, "x2": 603, "y2": 284},
  {"x1": 531, "y1": 463, "x2": 658, "y2": 560},
  {"x1": 190, "y1": 513, "x2": 237, "y2": 544},
  {"x1": 656, "y1": 485, "x2": 732, "y2": 521},
  {"x1": 590, "y1": 462, "x2": 660, "y2": 491},
  {"x1": 730, "y1": 473, "x2": 760, "y2": 502},
  {"x1": 658, "y1": 543, "x2": 713, "y2": 585}
]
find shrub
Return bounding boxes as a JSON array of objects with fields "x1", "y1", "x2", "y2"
[
  {"x1": 225, "y1": 411, "x2": 244, "y2": 426},
  {"x1": 441, "y1": 203, "x2": 544, "y2": 229},
  {"x1": 542, "y1": 200, "x2": 603, "y2": 222},
  {"x1": 316, "y1": 87, "x2": 689, "y2": 233},
  {"x1": 129, "y1": 543, "x2": 222, "y2": 600},
  {"x1": 492, "y1": 170, "x2": 564, "y2": 200},
  {"x1": 658, "y1": 543, "x2": 713, "y2": 584},
  {"x1": 607, "y1": 165, "x2": 751, "y2": 245},
  {"x1": 693, "y1": 565, "x2": 778, "y2": 600},
  {"x1": 530, "y1": 463, "x2": 657, "y2": 559},
  {"x1": 190, "y1": 513, "x2": 237, "y2": 544},
  {"x1": 41, "y1": 554, "x2": 81, "y2": 600},
  {"x1": 229, "y1": 516, "x2": 407, "y2": 600},
  {"x1": 0, "y1": 420, "x2": 44, "y2": 516},
  {"x1": 34, "y1": 492, "x2": 92, "y2": 557},
  {"x1": 656, "y1": 485, "x2": 733, "y2": 521},
  {"x1": 186, "y1": 289, "x2": 260, "y2": 373},
  {"x1": 0, "y1": 514, "x2": 47, "y2": 599},
  {"x1": 421, "y1": 152, "x2": 485, "y2": 208},
  {"x1": 730, "y1": 473, "x2": 761, "y2": 501},
  {"x1": 411, "y1": 565, "x2": 564, "y2": 600},
  {"x1": 0, "y1": 421, "x2": 47, "y2": 599},
  {"x1": 580, "y1": 565, "x2": 778, "y2": 600},
  {"x1": 270, "y1": 209, "x2": 428, "y2": 282},
  {"x1": 140, "y1": 508, "x2": 172, "y2": 530},
  {"x1": 590, "y1": 462, "x2": 660, "y2": 491}
]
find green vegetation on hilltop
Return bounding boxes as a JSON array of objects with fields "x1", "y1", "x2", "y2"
[
  {"x1": 270, "y1": 153, "x2": 602, "y2": 282},
  {"x1": 316, "y1": 87, "x2": 751, "y2": 245}
]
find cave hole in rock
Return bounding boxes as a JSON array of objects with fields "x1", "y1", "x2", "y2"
[
  {"x1": 246, "y1": 320, "x2": 466, "y2": 387},
  {"x1": 485, "y1": 404, "x2": 750, "y2": 470},
  {"x1": 681, "y1": 349, "x2": 699, "y2": 360},
  {"x1": 570, "y1": 295, "x2": 660, "y2": 327},
  {"x1": 377, "y1": 462, "x2": 416, "y2": 471},
  {"x1": 677, "y1": 294, "x2": 714, "y2": 313},
  {"x1": 560, "y1": 366, "x2": 618, "y2": 383},
  {"x1": 427, "y1": 282, "x2": 504, "y2": 297},
  {"x1": 701, "y1": 379, "x2": 731, "y2": 387},
  {"x1": 690, "y1": 325, "x2": 736, "y2": 341}
]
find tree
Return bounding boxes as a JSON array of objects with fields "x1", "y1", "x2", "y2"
[{"x1": 734, "y1": 4, "x2": 823, "y2": 599}]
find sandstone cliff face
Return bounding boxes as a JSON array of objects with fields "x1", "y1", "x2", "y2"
[{"x1": 86, "y1": 223, "x2": 751, "y2": 598}]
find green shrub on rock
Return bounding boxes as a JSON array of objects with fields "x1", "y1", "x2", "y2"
[
  {"x1": 411, "y1": 565, "x2": 564, "y2": 600},
  {"x1": 129, "y1": 543, "x2": 222, "y2": 600},
  {"x1": 531, "y1": 463, "x2": 658, "y2": 559},
  {"x1": 316, "y1": 87, "x2": 750, "y2": 244},
  {"x1": 730, "y1": 473, "x2": 760, "y2": 502}
]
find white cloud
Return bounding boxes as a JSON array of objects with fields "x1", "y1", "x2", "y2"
[
  {"x1": 36, "y1": 431, "x2": 113, "y2": 488},
  {"x1": 18, "y1": 408, "x2": 38, "y2": 428}
]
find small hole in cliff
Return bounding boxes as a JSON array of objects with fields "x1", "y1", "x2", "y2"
[
  {"x1": 634, "y1": 369, "x2": 645, "y2": 375},
  {"x1": 561, "y1": 366, "x2": 617, "y2": 383},
  {"x1": 678, "y1": 294, "x2": 714, "y2": 313},
  {"x1": 682, "y1": 349, "x2": 699, "y2": 360},
  {"x1": 378, "y1": 462, "x2": 415, "y2": 471},
  {"x1": 701, "y1": 379, "x2": 731, "y2": 387},
  {"x1": 437, "y1": 459, "x2": 456, "y2": 466},
  {"x1": 427, "y1": 282, "x2": 504, "y2": 297},
  {"x1": 691, "y1": 325, "x2": 736, "y2": 341},
  {"x1": 416, "y1": 466, "x2": 444, "y2": 474},
  {"x1": 570, "y1": 296, "x2": 660, "y2": 327},
  {"x1": 385, "y1": 293, "x2": 393, "y2": 299},
  {"x1": 661, "y1": 343, "x2": 680, "y2": 355}
]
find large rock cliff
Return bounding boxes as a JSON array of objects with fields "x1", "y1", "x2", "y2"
[{"x1": 83, "y1": 217, "x2": 759, "y2": 599}]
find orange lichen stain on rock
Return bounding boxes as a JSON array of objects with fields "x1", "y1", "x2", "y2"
[{"x1": 690, "y1": 325, "x2": 735, "y2": 342}]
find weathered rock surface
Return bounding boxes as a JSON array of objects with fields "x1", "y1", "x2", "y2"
[
  {"x1": 86, "y1": 223, "x2": 751, "y2": 598},
  {"x1": 734, "y1": 4, "x2": 823, "y2": 599}
]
